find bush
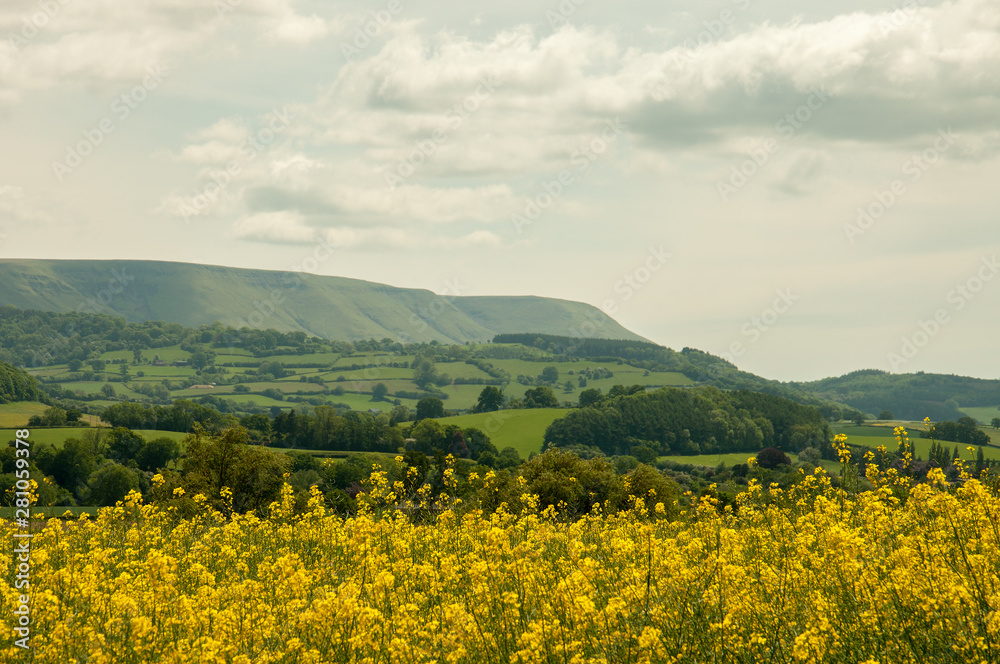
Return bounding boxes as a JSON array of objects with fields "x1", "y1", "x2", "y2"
[
  {"x1": 797, "y1": 447, "x2": 821, "y2": 465},
  {"x1": 756, "y1": 447, "x2": 791, "y2": 469},
  {"x1": 518, "y1": 449, "x2": 621, "y2": 514}
]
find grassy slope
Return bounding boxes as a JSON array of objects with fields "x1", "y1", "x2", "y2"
[
  {"x1": 435, "y1": 409, "x2": 569, "y2": 459},
  {"x1": 0, "y1": 402, "x2": 102, "y2": 428},
  {"x1": 960, "y1": 406, "x2": 1000, "y2": 425},
  {"x1": 0, "y1": 259, "x2": 646, "y2": 344},
  {"x1": 0, "y1": 427, "x2": 188, "y2": 449}
]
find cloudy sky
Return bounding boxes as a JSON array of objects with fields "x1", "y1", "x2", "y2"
[{"x1": 1, "y1": 0, "x2": 998, "y2": 382}]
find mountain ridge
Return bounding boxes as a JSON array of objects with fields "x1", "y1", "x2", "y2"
[{"x1": 0, "y1": 259, "x2": 648, "y2": 345}]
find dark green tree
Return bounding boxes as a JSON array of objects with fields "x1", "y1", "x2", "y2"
[
  {"x1": 181, "y1": 426, "x2": 289, "y2": 514},
  {"x1": 578, "y1": 388, "x2": 604, "y2": 408},
  {"x1": 136, "y1": 437, "x2": 180, "y2": 472},
  {"x1": 107, "y1": 427, "x2": 146, "y2": 463},
  {"x1": 523, "y1": 386, "x2": 558, "y2": 409},
  {"x1": 416, "y1": 397, "x2": 445, "y2": 421},
  {"x1": 85, "y1": 463, "x2": 141, "y2": 506},
  {"x1": 474, "y1": 386, "x2": 504, "y2": 413}
]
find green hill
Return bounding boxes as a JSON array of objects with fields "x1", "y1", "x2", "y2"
[
  {"x1": 0, "y1": 361, "x2": 46, "y2": 404},
  {"x1": 0, "y1": 259, "x2": 645, "y2": 344},
  {"x1": 794, "y1": 369, "x2": 1000, "y2": 422}
]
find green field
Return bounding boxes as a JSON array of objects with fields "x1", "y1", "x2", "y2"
[
  {"x1": 23, "y1": 328, "x2": 702, "y2": 419},
  {"x1": 435, "y1": 408, "x2": 569, "y2": 459},
  {"x1": 960, "y1": 405, "x2": 1000, "y2": 425},
  {"x1": 0, "y1": 402, "x2": 49, "y2": 427},
  {"x1": 662, "y1": 451, "x2": 840, "y2": 473},
  {"x1": 0, "y1": 426, "x2": 189, "y2": 449}
]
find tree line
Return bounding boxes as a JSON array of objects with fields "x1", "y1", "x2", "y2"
[{"x1": 544, "y1": 385, "x2": 831, "y2": 458}]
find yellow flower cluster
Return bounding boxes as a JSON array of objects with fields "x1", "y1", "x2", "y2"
[{"x1": 3, "y1": 463, "x2": 1000, "y2": 663}]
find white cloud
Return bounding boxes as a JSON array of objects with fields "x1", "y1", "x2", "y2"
[
  {"x1": 0, "y1": 185, "x2": 51, "y2": 224},
  {"x1": 0, "y1": 0, "x2": 329, "y2": 104},
  {"x1": 232, "y1": 211, "x2": 316, "y2": 243},
  {"x1": 267, "y1": 13, "x2": 330, "y2": 45}
]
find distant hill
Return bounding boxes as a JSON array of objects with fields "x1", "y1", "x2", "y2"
[
  {"x1": 0, "y1": 259, "x2": 646, "y2": 344},
  {"x1": 793, "y1": 369, "x2": 1000, "y2": 422}
]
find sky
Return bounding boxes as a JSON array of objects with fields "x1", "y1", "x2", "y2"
[{"x1": 0, "y1": 0, "x2": 998, "y2": 383}]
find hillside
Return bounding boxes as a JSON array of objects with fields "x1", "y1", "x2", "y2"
[
  {"x1": 794, "y1": 369, "x2": 1000, "y2": 422},
  {"x1": 0, "y1": 361, "x2": 46, "y2": 404},
  {"x1": 0, "y1": 259, "x2": 645, "y2": 344}
]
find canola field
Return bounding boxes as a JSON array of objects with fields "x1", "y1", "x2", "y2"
[{"x1": 3, "y1": 456, "x2": 1000, "y2": 663}]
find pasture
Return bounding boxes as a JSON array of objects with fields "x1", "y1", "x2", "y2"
[{"x1": 435, "y1": 408, "x2": 569, "y2": 458}]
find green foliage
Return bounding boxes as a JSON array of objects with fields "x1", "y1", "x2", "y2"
[
  {"x1": 796, "y1": 369, "x2": 1000, "y2": 421},
  {"x1": 409, "y1": 419, "x2": 448, "y2": 455},
  {"x1": 473, "y1": 386, "x2": 504, "y2": 413},
  {"x1": 416, "y1": 397, "x2": 445, "y2": 421},
  {"x1": 135, "y1": 437, "x2": 180, "y2": 472},
  {"x1": 578, "y1": 388, "x2": 604, "y2": 408},
  {"x1": 84, "y1": 463, "x2": 142, "y2": 506},
  {"x1": 922, "y1": 417, "x2": 990, "y2": 446},
  {"x1": 523, "y1": 386, "x2": 558, "y2": 409},
  {"x1": 27, "y1": 406, "x2": 70, "y2": 427},
  {"x1": 180, "y1": 426, "x2": 289, "y2": 514},
  {"x1": 518, "y1": 449, "x2": 622, "y2": 515},
  {"x1": 755, "y1": 447, "x2": 791, "y2": 469},
  {"x1": 545, "y1": 386, "x2": 829, "y2": 458},
  {"x1": 37, "y1": 437, "x2": 100, "y2": 495},
  {"x1": 539, "y1": 366, "x2": 559, "y2": 384},
  {"x1": 100, "y1": 399, "x2": 230, "y2": 432},
  {"x1": 107, "y1": 427, "x2": 145, "y2": 463},
  {"x1": 0, "y1": 361, "x2": 46, "y2": 404},
  {"x1": 798, "y1": 447, "x2": 822, "y2": 465},
  {"x1": 623, "y1": 463, "x2": 680, "y2": 517}
]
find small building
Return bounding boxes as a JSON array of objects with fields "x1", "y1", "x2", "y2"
[
  {"x1": 368, "y1": 408, "x2": 382, "y2": 415},
  {"x1": 191, "y1": 383, "x2": 217, "y2": 389}
]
